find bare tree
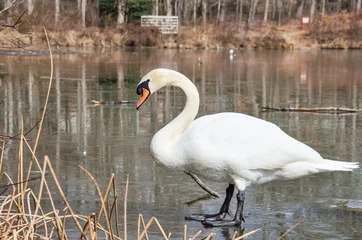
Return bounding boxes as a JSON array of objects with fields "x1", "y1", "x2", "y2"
[
  {"x1": 167, "y1": 0, "x2": 172, "y2": 15},
  {"x1": 202, "y1": 0, "x2": 207, "y2": 26},
  {"x1": 81, "y1": 0, "x2": 86, "y2": 27},
  {"x1": 77, "y1": 0, "x2": 81, "y2": 10},
  {"x1": 237, "y1": 0, "x2": 244, "y2": 24},
  {"x1": 248, "y1": 0, "x2": 259, "y2": 28},
  {"x1": 272, "y1": 0, "x2": 276, "y2": 19},
  {"x1": 193, "y1": 0, "x2": 196, "y2": 28},
  {"x1": 117, "y1": 0, "x2": 125, "y2": 27},
  {"x1": 349, "y1": 0, "x2": 356, "y2": 11},
  {"x1": 288, "y1": 0, "x2": 294, "y2": 16},
  {"x1": 277, "y1": 0, "x2": 283, "y2": 26},
  {"x1": 296, "y1": 0, "x2": 304, "y2": 19},
  {"x1": 321, "y1": 0, "x2": 325, "y2": 20},
  {"x1": 217, "y1": 0, "x2": 221, "y2": 22},
  {"x1": 27, "y1": 0, "x2": 34, "y2": 15},
  {"x1": 55, "y1": 0, "x2": 60, "y2": 24},
  {"x1": 310, "y1": 0, "x2": 316, "y2": 23},
  {"x1": 220, "y1": 0, "x2": 226, "y2": 23},
  {"x1": 152, "y1": 0, "x2": 159, "y2": 15},
  {"x1": 263, "y1": 0, "x2": 270, "y2": 23},
  {"x1": 183, "y1": 0, "x2": 191, "y2": 22}
]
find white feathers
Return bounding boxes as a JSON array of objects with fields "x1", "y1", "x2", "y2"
[{"x1": 138, "y1": 69, "x2": 359, "y2": 191}]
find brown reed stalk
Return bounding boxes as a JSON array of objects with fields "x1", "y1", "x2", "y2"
[
  {"x1": 0, "y1": 139, "x2": 5, "y2": 174},
  {"x1": 79, "y1": 165, "x2": 112, "y2": 239},
  {"x1": 23, "y1": 138, "x2": 67, "y2": 239},
  {"x1": 112, "y1": 178, "x2": 121, "y2": 239},
  {"x1": 137, "y1": 214, "x2": 150, "y2": 240},
  {"x1": 183, "y1": 224, "x2": 187, "y2": 240},
  {"x1": 234, "y1": 228, "x2": 261, "y2": 240},
  {"x1": 277, "y1": 220, "x2": 304, "y2": 240},
  {"x1": 190, "y1": 230, "x2": 202, "y2": 240},
  {"x1": 138, "y1": 216, "x2": 170, "y2": 240},
  {"x1": 45, "y1": 157, "x2": 87, "y2": 239},
  {"x1": 124, "y1": 174, "x2": 129, "y2": 240},
  {"x1": 24, "y1": 27, "x2": 54, "y2": 193}
]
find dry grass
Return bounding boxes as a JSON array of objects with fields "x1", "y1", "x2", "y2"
[{"x1": 310, "y1": 12, "x2": 362, "y2": 47}]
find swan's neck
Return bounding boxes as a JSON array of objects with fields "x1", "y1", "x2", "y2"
[
  {"x1": 151, "y1": 74, "x2": 199, "y2": 168},
  {"x1": 164, "y1": 79, "x2": 199, "y2": 137}
]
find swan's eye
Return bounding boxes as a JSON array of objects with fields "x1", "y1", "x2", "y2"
[
  {"x1": 136, "y1": 79, "x2": 150, "y2": 95},
  {"x1": 136, "y1": 86, "x2": 143, "y2": 95}
]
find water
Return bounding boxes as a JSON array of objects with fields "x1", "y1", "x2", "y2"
[{"x1": 0, "y1": 49, "x2": 362, "y2": 239}]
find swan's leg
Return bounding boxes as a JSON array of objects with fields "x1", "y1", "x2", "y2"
[
  {"x1": 202, "y1": 190, "x2": 245, "y2": 227},
  {"x1": 185, "y1": 184, "x2": 234, "y2": 221}
]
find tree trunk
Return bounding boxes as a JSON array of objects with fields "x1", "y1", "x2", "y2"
[
  {"x1": 176, "y1": 0, "x2": 183, "y2": 20},
  {"x1": 152, "y1": 0, "x2": 159, "y2": 15},
  {"x1": 167, "y1": 0, "x2": 172, "y2": 15},
  {"x1": 27, "y1": 0, "x2": 34, "y2": 15},
  {"x1": 193, "y1": 0, "x2": 197, "y2": 28},
  {"x1": 220, "y1": 0, "x2": 226, "y2": 22},
  {"x1": 81, "y1": 0, "x2": 86, "y2": 27},
  {"x1": 357, "y1": 0, "x2": 361, "y2": 12},
  {"x1": 288, "y1": 0, "x2": 293, "y2": 16},
  {"x1": 183, "y1": 0, "x2": 190, "y2": 22},
  {"x1": 310, "y1": 0, "x2": 316, "y2": 23},
  {"x1": 174, "y1": 0, "x2": 178, "y2": 15},
  {"x1": 263, "y1": 0, "x2": 270, "y2": 23},
  {"x1": 247, "y1": 0, "x2": 259, "y2": 28},
  {"x1": 55, "y1": 0, "x2": 60, "y2": 24},
  {"x1": 272, "y1": 0, "x2": 276, "y2": 19},
  {"x1": 217, "y1": 0, "x2": 221, "y2": 22},
  {"x1": 349, "y1": 0, "x2": 356, "y2": 12},
  {"x1": 321, "y1": 0, "x2": 325, "y2": 20},
  {"x1": 77, "y1": 0, "x2": 81, "y2": 10},
  {"x1": 117, "y1": 0, "x2": 125, "y2": 27},
  {"x1": 238, "y1": 0, "x2": 244, "y2": 23},
  {"x1": 202, "y1": 0, "x2": 207, "y2": 26},
  {"x1": 296, "y1": 0, "x2": 304, "y2": 19},
  {"x1": 277, "y1": 0, "x2": 283, "y2": 26}
]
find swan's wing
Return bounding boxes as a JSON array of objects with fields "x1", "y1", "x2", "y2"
[{"x1": 179, "y1": 113, "x2": 322, "y2": 171}]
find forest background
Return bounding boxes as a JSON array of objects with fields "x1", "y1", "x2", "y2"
[{"x1": 1, "y1": 0, "x2": 362, "y2": 50}]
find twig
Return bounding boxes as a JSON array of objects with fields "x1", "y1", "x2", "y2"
[
  {"x1": 184, "y1": 172, "x2": 220, "y2": 198},
  {"x1": 234, "y1": 228, "x2": 261, "y2": 240},
  {"x1": 90, "y1": 100, "x2": 134, "y2": 105},
  {"x1": 0, "y1": 0, "x2": 19, "y2": 14},
  {"x1": 276, "y1": 220, "x2": 304, "y2": 240},
  {"x1": 0, "y1": 175, "x2": 45, "y2": 189},
  {"x1": 261, "y1": 106, "x2": 360, "y2": 113}
]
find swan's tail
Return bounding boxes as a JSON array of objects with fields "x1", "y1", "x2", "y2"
[{"x1": 317, "y1": 159, "x2": 359, "y2": 172}]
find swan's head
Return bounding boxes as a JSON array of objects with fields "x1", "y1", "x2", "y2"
[{"x1": 136, "y1": 68, "x2": 175, "y2": 110}]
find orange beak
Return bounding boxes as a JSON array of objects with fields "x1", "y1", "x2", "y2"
[{"x1": 136, "y1": 88, "x2": 150, "y2": 110}]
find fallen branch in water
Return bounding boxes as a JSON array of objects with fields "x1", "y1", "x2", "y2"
[
  {"x1": 91, "y1": 100, "x2": 134, "y2": 106},
  {"x1": 261, "y1": 107, "x2": 360, "y2": 113},
  {"x1": 184, "y1": 172, "x2": 221, "y2": 198}
]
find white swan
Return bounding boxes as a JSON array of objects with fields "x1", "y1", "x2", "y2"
[{"x1": 136, "y1": 68, "x2": 359, "y2": 226}]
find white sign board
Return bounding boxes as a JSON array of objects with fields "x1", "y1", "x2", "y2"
[{"x1": 141, "y1": 16, "x2": 178, "y2": 34}]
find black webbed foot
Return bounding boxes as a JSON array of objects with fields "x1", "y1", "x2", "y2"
[
  {"x1": 185, "y1": 184, "x2": 234, "y2": 222},
  {"x1": 185, "y1": 212, "x2": 227, "y2": 221},
  {"x1": 202, "y1": 218, "x2": 242, "y2": 227}
]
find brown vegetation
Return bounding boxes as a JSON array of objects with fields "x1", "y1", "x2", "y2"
[{"x1": 310, "y1": 12, "x2": 362, "y2": 49}]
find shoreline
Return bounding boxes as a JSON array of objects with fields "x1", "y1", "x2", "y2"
[{"x1": 1, "y1": 21, "x2": 361, "y2": 53}]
